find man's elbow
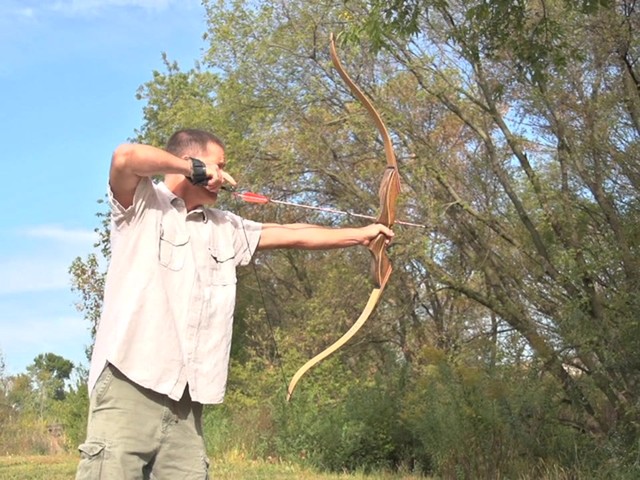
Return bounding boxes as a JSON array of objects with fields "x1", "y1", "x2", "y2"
[{"x1": 110, "y1": 144, "x2": 136, "y2": 174}]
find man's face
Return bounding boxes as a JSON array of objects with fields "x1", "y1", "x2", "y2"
[{"x1": 189, "y1": 142, "x2": 228, "y2": 205}]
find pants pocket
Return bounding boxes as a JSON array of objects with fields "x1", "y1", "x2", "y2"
[
  {"x1": 76, "y1": 440, "x2": 106, "y2": 479},
  {"x1": 93, "y1": 365, "x2": 114, "y2": 406}
]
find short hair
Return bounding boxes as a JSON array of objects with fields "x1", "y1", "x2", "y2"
[{"x1": 165, "y1": 129, "x2": 225, "y2": 157}]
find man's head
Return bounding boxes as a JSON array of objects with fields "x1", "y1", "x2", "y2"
[
  {"x1": 164, "y1": 129, "x2": 231, "y2": 210},
  {"x1": 166, "y1": 129, "x2": 225, "y2": 158}
]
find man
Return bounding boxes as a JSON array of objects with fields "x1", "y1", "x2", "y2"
[{"x1": 75, "y1": 129, "x2": 393, "y2": 479}]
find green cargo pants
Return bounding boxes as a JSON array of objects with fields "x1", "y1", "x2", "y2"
[{"x1": 75, "y1": 364, "x2": 209, "y2": 479}]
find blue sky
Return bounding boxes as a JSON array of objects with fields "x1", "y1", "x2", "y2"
[{"x1": 0, "y1": 0, "x2": 206, "y2": 375}]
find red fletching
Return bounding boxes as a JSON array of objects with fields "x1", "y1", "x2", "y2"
[{"x1": 234, "y1": 191, "x2": 270, "y2": 204}]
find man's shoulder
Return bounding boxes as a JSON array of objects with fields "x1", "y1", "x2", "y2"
[{"x1": 204, "y1": 207, "x2": 242, "y2": 225}]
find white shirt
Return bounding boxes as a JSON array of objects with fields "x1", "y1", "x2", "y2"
[{"x1": 88, "y1": 177, "x2": 262, "y2": 404}]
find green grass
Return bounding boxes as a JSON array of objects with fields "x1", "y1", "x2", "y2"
[
  {"x1": 0, "y1": 455, "x2": 78, "y2": 480},
  {"x1": 0, "y1": 454, "x2": 427, "y2": 479}
]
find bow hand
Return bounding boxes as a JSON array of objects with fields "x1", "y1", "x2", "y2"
[{"x1": 368, "y1": 161, "x2": 401, "y2": 288}]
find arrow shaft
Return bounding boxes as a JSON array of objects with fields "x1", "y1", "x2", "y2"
[
  {"x1": 270, "y1": 198, "x2": 425, "y2": 228},
  {"x1": 228, "y1": 191, "x2": 425, "y2": 228}
]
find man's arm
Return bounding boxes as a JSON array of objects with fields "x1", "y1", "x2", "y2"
[
  {"x1": 257, "y1": 222, "x2": 394, "y2": 251},
  {"x1": 109, "y1": 144, "x2": 192, "y2": 209}
]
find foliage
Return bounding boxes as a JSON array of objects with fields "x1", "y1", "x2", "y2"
[
  {"x1": 59, "y1": 0, "x2": 640, "y2": 477},
  {"x1": 402, "y1": 351, "x2": 587, "y2": 478},
  {"x1": 285, "y1": 382, "x2": 426, "y2": 474},
  {"x1": 0, "y1": 352, "x2": 85, "y2": 455},
  {"x1": 27, "y1": 353, "x2": 74, "y2": 403},
  {"x1": 68, "y1": 198, "x2": 109, "y2": 361},
  {"x1": 50, "y1": 374, "x2": 89, "y2": 451}
]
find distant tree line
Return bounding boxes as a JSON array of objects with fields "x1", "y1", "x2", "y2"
[{"x1": 0, "y1": 351, "x2": 87, "y2": 454}]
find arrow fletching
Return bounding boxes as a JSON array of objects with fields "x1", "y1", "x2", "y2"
[{"x1": 234, "y1": 191, "x2": 270, "y2": 205}]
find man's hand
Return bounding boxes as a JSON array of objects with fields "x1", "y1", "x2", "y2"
[
  {"x1": 188, "y1": 157, "x2": 237, "y2": 191},
  {"x1": 203, "y1": 167, "x2": 237, "y2": 192},
  {"x1": 358, "y1": 223, "x2": 394, "y2": 247}
]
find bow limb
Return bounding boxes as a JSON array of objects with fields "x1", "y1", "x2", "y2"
[
  {"x1": 286, "y1": 288, "x2": 384, "y2": 401},
  {"x1": 286, "y1": 34, "x2": 401, "y2": 401},
  {"x1": 329, "y1": 32, "x2": 401, "y2": 287},
  {"x1": 329, "y1": 34, "x2": 398, "y2": 175}
]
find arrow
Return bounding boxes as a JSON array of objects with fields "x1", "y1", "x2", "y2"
[{"x1": 223, "y1": 188, "x2": 426, "y2": 228}]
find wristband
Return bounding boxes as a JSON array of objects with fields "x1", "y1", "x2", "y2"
[{"x1": 187, "y1": 157, "x2": 208, "y2": 185}]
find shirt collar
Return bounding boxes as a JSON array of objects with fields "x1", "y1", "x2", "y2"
[{"x1": 158, "y1": 182, "x2": 208, "y2": 222}]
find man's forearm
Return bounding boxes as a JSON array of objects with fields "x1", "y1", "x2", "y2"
[
  {"x1": 258, "y1": 224, "x2": 369, "y2": 250},
  {"x1": 111, "y1": 143, "x2": 191, "y2": 179},
  {"x1": 109, "y1": 143, "x2": 193, "y2": 209}
]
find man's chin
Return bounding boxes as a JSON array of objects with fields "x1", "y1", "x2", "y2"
[{"x1": 202, "y1": 188, "x2": 218, "y2": 205}]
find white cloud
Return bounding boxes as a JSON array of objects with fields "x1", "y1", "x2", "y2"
[
  {"x1": 0, "y1": 226, "x2": 99, "y2": 371},
  {"x1": 0, "y1": 313, "x2": 90, "y2": 374},
  {"x1": 2, "y1": 0, "x2": 187, "y2": 21},
  {"x1": 14, "y1": 7, "x2": 36, "y2": 18},
  {"x1": 0, "y1": 0, "x2": 203, "y2": 78},
  {"x1": 0, "y1": 4, "x2": 39, "y2": 26},
  {"x1": 0, "y1": 225, "x2": 100, "y2": 295},
  {"x1": 0, "y1": 314, "x2": 86, "y2": 346},
  {"x1": 50, "y1": 0, "x2": 175, "y2": 16},
  {"x1": 0, "y1": 256, "x2": 75, "y2": 295},
  {"x1": 20, "y1": 224, "x2": 97, "y2": 245}
]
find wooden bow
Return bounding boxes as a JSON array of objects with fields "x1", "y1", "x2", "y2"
[{"x1": 286, "y1": 33, "x2": 401, "y2": 401}]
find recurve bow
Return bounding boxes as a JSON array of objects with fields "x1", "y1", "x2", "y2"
[{"x1": 286, "y1": 33, "x2": 401, "y2": 401}]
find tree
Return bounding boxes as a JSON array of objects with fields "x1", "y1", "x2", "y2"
[
  {"x1": 354, "y1": 0, "x2": 640, "y2": 438},
  {"x1": 27, "y1": 353, "x2": 74, "y2": 419},
  {"x1": 69, "y1": 200, "x2": 110, "y2": 361}
]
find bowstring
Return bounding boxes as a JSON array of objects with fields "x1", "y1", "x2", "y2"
[{"x1": 240, "y1": 217, "x2": 289, "y2": 399}]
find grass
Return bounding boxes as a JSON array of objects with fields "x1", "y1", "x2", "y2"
[
  {"x1": 0, "y1": 455, "x2": 78, "y2": 480},
  {"x1": 0, "y1": 453, "x2": 427, "y2": 479}
]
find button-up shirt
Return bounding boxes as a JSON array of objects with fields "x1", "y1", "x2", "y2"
[{"x1": 88, "y1": 177, "x2": 262, "y2": 404}]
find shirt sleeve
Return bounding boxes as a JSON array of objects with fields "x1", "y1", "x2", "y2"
[{"x1": 108, "y1": 177, "x2": 157, "y2": 230}]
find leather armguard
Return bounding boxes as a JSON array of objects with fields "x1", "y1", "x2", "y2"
[{"x1": 187, "y1": 157, "x2": 208, "y2": 185}]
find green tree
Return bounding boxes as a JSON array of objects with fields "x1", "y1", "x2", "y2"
[
  {"x1": 354, "y1": 0, "x2": 640, "y2": 456},
  {"x1": 27, "y1": 353, "x2": 74, "y2": 420}
]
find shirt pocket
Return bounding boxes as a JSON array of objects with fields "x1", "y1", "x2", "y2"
[
  {"x1": 209, "y1": 246, "x2": 237, "y2": 285},
  {"x1": 159, "y1": 223, "x2": 190, "y2": 271}
]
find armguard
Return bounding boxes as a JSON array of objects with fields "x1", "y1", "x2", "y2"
[{"x1": 187, "y1": 157, "x2": 208, "y2": 185}]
